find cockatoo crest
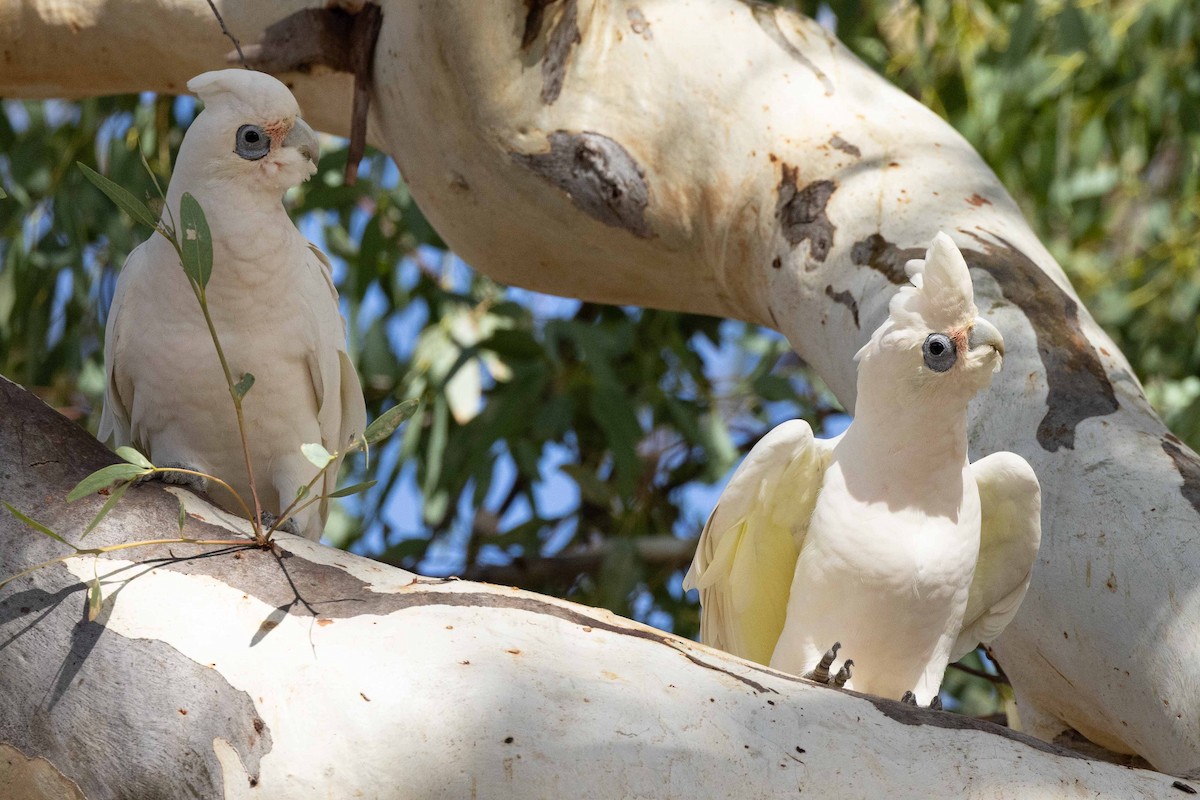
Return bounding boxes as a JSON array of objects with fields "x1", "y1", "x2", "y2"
[
  {"x1": 854, "y1": 233, "x2": 1002, "y2": 392},
  {"x1": 176, "y1": 69, "x2": 319, "y2": 196}
]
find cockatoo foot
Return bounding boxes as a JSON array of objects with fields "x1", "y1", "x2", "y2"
[
  {"x1": 804, "y1": 642, "x2": 853, "y2": 687},
  {"x1": 900, "y1": 691, "x2": 942, "y2": 709},
  {"x1": 259, "y1": 511, "x2": 299, "y2": 536},
  {"x1": 137, "y1": 462, "x2": 209, "y2": 494}
]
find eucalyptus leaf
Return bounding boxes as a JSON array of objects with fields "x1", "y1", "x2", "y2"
[
  {"x1": 115, "y1": 446, "x2": 154, "y2": 470},
  {"x1": 233, "y1": 372, "x2": 256, "y2": 400},
  {"x1": 363, "y1": 398, "x2": 420, "y2": 445},
  {"x1": 301, "y1": 442, "x2": 334, "y2": 469},
  {"x1": 2, "y1": 502, "x2": 78, "y2": 551},
  {"x1": 67, "y1": 463, "x2": 149, "y2": 502},
  {"x1": 80, "y1": 480, "x2": 131, "y2": 539},
  {"x1": 179, "y1": 192, "x2": 213, "y2": 288},
  {"x1": 328, "y1": 480, "x2": 378, "y2": 499},
  {"x1": 76, "y1": 162, "x2": 161, "y2": 229},
  {"x1": 87, "y1": 577, "x2": 103, "y2": 622},
  {"x1": 177, "y1": 499, "x2": 188, "y2": 533}
]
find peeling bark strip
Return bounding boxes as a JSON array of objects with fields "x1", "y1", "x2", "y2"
[
  {"x1": 744, "y1": 1, "x2": 834, "y2": 95},
  {"x1": 776, "y1": 166, "x2": 836, "y2": 263},
  {"x1": 851, "y1": 233, "x2": 1119, "y2": 451},
  {"x1": 1162, "y1": 437, "x2": 1200, "y2": 516},
  {"x1": 512, "y1": 131, "x2": 653, "y2": 238},
  {"x1": 824, "y1": 285, "x2": 859, "y2": 327},
  {"x1": 520, "y1": 0, "x2": 581, "y2": 104}
]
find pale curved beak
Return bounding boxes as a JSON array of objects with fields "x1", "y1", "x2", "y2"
[
  {"x1": 283, "y1": 118, "x2": 319, "y2": 166},
  {"x1": 968, "y1": 317, "x2": 1004, "y2": 358}
]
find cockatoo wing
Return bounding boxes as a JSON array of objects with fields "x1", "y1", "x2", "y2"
[
  {"x1": 683, "y1": 420, "x2": 832, "y2": 665},
  {"x1": 97, "y1": 244, "x2": 149, "y2": 448},
  {"x1": 302, "y1": 243, "x2": 368, "y2": 524},
  {"x1": 951, "y1": 451, "x2": 1042, "y2": 661}
]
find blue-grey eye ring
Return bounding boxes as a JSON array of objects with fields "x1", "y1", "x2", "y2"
[
  {"x1": 235, "y1": 124, "x2": 270, "y2": 161},
  {"x1": 923, "y1": 333, "x2": 956, "y2": 373}
]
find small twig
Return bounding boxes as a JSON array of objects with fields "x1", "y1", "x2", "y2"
[
  {"x1": 948, "y1": 659, "x2": 1010, "y2": 685},
  {"x1": 205, "y1": 0, "x2": 247, "y2": 68}
]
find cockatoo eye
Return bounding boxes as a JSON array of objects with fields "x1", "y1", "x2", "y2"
[
  {"x1": 235, "y1": 125, "x2": 270, "y2": 160},
  {"x1": 923, "y1": 333, "x2": 957, "y2": 373}
]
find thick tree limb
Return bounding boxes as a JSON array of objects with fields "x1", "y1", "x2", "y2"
[
  {"x1": 0, "y1": 376, "x2": 1181, "y2": 799},
  {"x1": 2, "y1": 0, "x2": 1200, "y2": 778}
]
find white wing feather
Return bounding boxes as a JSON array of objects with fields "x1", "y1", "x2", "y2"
[
  {"x1": 951, "y1": 451, "x2": 1042, "y2": 661},
  {"x1": 683, "y1": 420, "x2": 832, "y2": 665}
]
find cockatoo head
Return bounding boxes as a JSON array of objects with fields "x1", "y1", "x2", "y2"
[
  {"x1": 855, "y1": 232, "x2": 1004, "y2": 403},
  {"x1": 178, "y1": 69, "x2": 319, "y2": 196}
]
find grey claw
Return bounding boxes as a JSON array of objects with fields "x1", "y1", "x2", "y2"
[
  {"x1": 259, "y1": 511, "x2": 299, "y2": 535},
  {"x1": 929, "y1": 696, "x2": 943, "y2": 711},
  {"x1": 901, "y1": 691, "x2": 917, "y2": 705},
  {"x1": 804, "y1": 641, "x2": 841, "y2": 684},
  {"x1": 137, "y1": 462, "x2": 209, "y2": 493},
  {"x1": 832, "y1": 659, "x2": 853, "y2": 688}
]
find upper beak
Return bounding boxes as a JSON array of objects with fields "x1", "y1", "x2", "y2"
[
  {"x1": 967, "y1": 317, "x2": 1005, "y2": 358},
  {"x1": 283, "y1": 118, "x2": 319, "y2": 166}
]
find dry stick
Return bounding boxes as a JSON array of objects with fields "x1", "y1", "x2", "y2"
[{"x1": 206, "y1": 0, "x2": 247, "y2": 68}]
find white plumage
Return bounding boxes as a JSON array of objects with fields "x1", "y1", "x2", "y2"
[
  {"x1": 99, "y1": 69, "x2": 366, "y2": 541},
  {"x1": 684, "y1": 232, "x2": 1041, "y2": 703}
]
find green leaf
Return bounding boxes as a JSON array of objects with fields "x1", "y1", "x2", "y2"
[
  {"x1": 77, "y1": 162, "x2": 160, "y2": 229},
  {"x1": 177, "y1": 499, "x2": 188, "y2": 533},
  {"x1": 179, "y1": 192, "x2": 213, "y2": 288},
  {"x1": 301, "y1": 442, "x2": 334, "y2": 469},
  {"x1": 0, "y1": 185, "x2": 7, "y2": 199},
  {"x1": 3, "y1": 502, "x2": 78, "y2": 551},
  {"x1": 115, "y1": 446, "x2": 154, "y2": 470},
  {"x1": 233, "y1": 372, "x2": 255, "y2": 400},
  {"x1": 80, "y1": 480, "x2": 131, "y2": 539},
  {"x1": 363, "y1": 398, "x2": 420, "y2": 445},
  {"x1": 328, "y1": 480, "x2": 377, "y2": 499},
  {"x1": 67, "y1": 463, "x2": 149, "y2": 502},
  {"x1": 87, "y1": 577, "x2": 103, "y2": 622},
  {"x1": 295, "y1": 484, "x2": 310, "y2": 500}
]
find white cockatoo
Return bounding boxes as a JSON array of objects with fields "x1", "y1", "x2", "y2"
[
  {"x1": 98, "y1": 69, "x2": 366, "y2": 541},
  {"x1": 684, "y1": 232, "x2": 1041, "y2": 705}
]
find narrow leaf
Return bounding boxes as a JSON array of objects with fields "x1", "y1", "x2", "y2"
[
  {"x1": 328, "y1": 480, "x2": 377, "y2": 499},
  {"x1": 80, "y1": 480, "x2": 131, "y2": 539},
  {"x1": 363, "y1": 398, "x2": 420, "y2": 445},
  {"x1": 3, "y1": 502, "x2": 78, "y2": 551},
  {"x1": 87, "y1": 577, "x2": 103, "y2": 622},
  {"x1": 77, "y1": 162, "x2": 160, "y2": 229},
  {"x1": 179, "y1": 192, "x2": 213, "y2": 288},
  {"x1": 67, "y1": 463, "x2": 149, "y2": 502},
  {"x1": 0, "y1": 185, "x2": 7, "y2": 199},
  {"x1": 301, "y1": 442, "x2": 334, "y2": 469},
  {"x1": 233, "y1": 372, "x2": 255, "y2": 400},
  {"x1": 177, "y1": 499, "x2": 188, "y2": 533},
  {"x1": 115, "y1": 446, "x2": 154, "y2": 470}
]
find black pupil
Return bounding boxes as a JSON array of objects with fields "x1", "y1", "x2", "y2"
[
  {"x1": 930, "y1": 340, "x2": 945, "y2": 355},
  {"x1": 245, "y1": 130, "x2": 260, "y2": 143}
]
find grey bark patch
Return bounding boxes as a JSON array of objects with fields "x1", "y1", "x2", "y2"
[
  {"x1": 829, "y1": 135, "x2": 861, "y2": 158},
  {"x1": 825, "y1": 285, "x2": 859, "y2": 328},
  {"x1": 849, "y1": 233, "x2": 1119, "y2": 451},
  {"x1": 865, "y1": 695, "x2": 1086, "y2": 760},
  {"x1": 541, "y1": 0, "x2": 580, "y2": 104},
  {"x1": 850, "y1": 233, "x2": 923, "y2": 284},
  {"x1": 512, "y1": 131, "x2": 653, "y2": 238},
  {"x1": 0, "y1": 578, "x2": 273, "y2": 800},
  {"x1": 1162, "y1": 438, "x2": 1200, "y2": 516},
  {"x1": 743, "y1": 1, "x2": 835, "y2": 95},
  {"x1": 776, "y1": 165, "x2": 836, "y2": 263},
  {"x1": 627, "y1": 7, "x2": 652, "y2": 39}
]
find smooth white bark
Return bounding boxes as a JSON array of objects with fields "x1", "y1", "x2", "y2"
[{"x1": 2, "y1": 0, "x2": 1199, "y2": 779}]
